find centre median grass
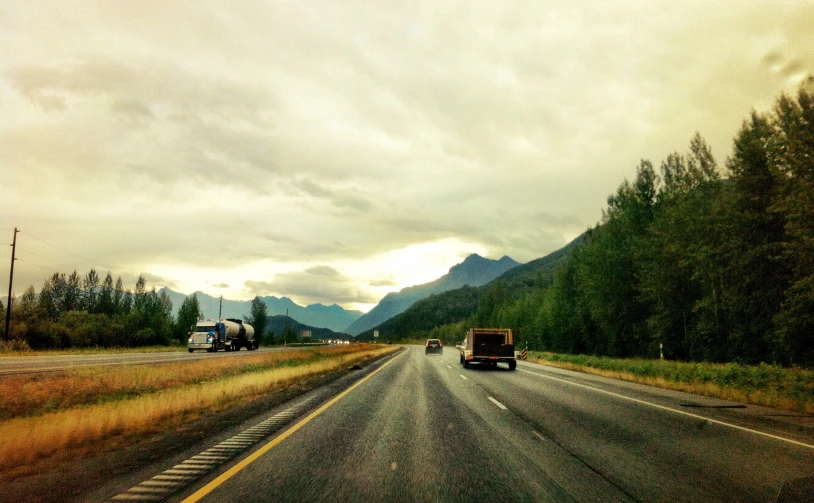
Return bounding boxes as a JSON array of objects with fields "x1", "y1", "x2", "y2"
[
  {"x1": 0, "y1": 344, "x2": 398, "y2": 474},
  {"x1": 528, "y1": 351, "x2": 814, "y2": 414}
]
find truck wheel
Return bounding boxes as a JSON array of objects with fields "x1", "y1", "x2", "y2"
[
  {"x1": 207, "y1": 347, "x2": 214, "y2": 353},
  {"x1": 463, "y1": 360, "x2": 469, "y2": 369},
  {"x1": 188, "y1": 348, "x2": 193, "y2": 353},
  {"x1": 508, "y1": 360, "x2": 517, "y2": 370}
]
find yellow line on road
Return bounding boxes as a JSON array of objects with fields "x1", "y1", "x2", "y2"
[
  {"x1": 181, "y1": 349, "x2": 405, "y2": 503},
  {"x1": 518, "y1": 367, "x2": 814, "y2": 450}
]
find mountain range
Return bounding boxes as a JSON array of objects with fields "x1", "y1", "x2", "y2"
[
  {"x1": 343, "y1": 254, "x2": 519, "y2": 336},
  {"x1": 2, "y1": 253, "x2": 522, "y2": 336},
  {"x1": 355, "y1": 234, "x2": 586, "y2": 340},
  {"x1": 158, "y1": 288, "x2": 362, "y2": 333}
]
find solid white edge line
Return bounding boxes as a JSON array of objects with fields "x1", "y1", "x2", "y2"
[
  {"x1": 517, "y1": 367, "x2": 814, "y2": 450},
  {"x1": 487, "y1": 396, "x2": 508, "y2": 410}
]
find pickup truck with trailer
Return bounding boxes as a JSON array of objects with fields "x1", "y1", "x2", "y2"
[
  {"x1": 459, "y1": 328, "x2": 518, "y2": 370},
  {"x1": 188, "y1": 319, "x2": 257, "y2": 352}
]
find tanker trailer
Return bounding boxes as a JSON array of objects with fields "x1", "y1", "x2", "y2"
[{"x1": 188, "y1": 319, "x2": 257, "y2": 352}]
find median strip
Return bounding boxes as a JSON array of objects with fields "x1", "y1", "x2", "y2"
[{"x1": 0, "y1": 345, "x2": 397, "y2": 475}]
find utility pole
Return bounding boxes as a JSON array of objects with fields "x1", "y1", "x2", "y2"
[
  {"x1": 5, "y1": 228, "x2": 18, "y2": 342},
  {"x1": 218, "y1": 295, "x2": 223, "y2": 319}
]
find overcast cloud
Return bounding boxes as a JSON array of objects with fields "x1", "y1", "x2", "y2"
[{"x1": 2, "y1": 1, "x2": 813, "y2": 312}]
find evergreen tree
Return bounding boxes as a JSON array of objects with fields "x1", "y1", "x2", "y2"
[
  {"x1": 174, "y1": 294, "x2": 202, "y2": 343},
  {"x1": 63, "y1": 271, "x2": 82, "y2": 312},
  {"x1": 83, "y1": 269, "x2": 100, "y2": 312},
  {"x1": 113, "y1": 277, "x2": 125, "y2": 315},
  {"x1": 97, "y1": 272, "x2": 115, "y2": 315},
  {"x1": 245, "y1": 296, "x2": 268, "y2": 346},
  {"x1": 772, "y1": 84, "x2": 814, "y2": 365}
]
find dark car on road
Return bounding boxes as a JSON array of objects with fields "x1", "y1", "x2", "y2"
[{"x1": 425, "y1": 338, "x2": 443, "y2": 355}]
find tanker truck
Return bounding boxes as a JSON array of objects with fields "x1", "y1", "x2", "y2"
[{"x1": 188, "y1": 318, "x2": 257, "y2": 352}]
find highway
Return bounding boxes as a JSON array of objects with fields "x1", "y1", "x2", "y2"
[
  {"x1": 0, "y1": 346, "x2": 321, "y2": 375},
  {"x1": 99, "y1": 345, "x2": 813, "y2": 503}
]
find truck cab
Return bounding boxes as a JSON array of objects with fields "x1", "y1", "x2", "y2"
[
  {"x1": 188, "y1": 319, "x2": 257, "y2": 352},
  {"x1": 459, "y1": 328, "x2": 517, "y2": 370},
  {"x1": 188, "y1": 321, "x2": 223, "y2": 352}
]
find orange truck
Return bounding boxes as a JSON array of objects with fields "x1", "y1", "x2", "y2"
[{"x1": 458, "y1": 328, "x2": 517, "y2": 370}]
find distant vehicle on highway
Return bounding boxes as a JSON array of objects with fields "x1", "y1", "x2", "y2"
[
  {"x1": 459, "y1": 328, "x2": 517, "y2": 370},
  {"x1": 188, "y1": 319, "x2": 257, "y2": 352},
  {"x1": 425, "y1": 338, "x2": 443, "y2": 355}
]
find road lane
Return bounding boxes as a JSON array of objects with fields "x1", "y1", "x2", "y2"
[
  {"x1": 0, "y1": 346, "x2": 323, "y2": 375},
  {"x1": 447, "y1": 352, "x2": 814, "y2": 503},
  {"x1": 174, "y1": 347, "x2": 632, "y2": 503},
  {"x1": 156, "y1": 345, "x2": 813, "y2": 502}
]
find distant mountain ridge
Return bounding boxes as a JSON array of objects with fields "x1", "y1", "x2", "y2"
[
  {"x1": 344, "y1": 254, "x2": 519, "y2": 336},
  {"x1": 266, "y1": 315, "x2": 346, "y2": 340},
  {"x1": 358, "y1": 234, "x2": 587, "y2": 340},
  {"x1": 158, "y1": 288, "x2": 361, "y2": 333}
]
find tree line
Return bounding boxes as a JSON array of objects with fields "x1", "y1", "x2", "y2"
[
  {"x1": 421, "y1": 82, "x2": 813, "y2": 367},
  {"x1": 1, "y1": 269, "x2": 272, "y2": 349}
]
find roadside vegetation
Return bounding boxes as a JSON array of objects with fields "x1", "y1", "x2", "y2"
[
  {"x1": 0, "y1": 342, "x2": 190, "y2": 356},
  {"x1": 0, "y1": 271, "x2": 282, "y2": 350},
  {"x1": 0, "y1": 344, "x2": 397, "y2": 473},
  {"x1": 528, "y1": 351, "x2": 814, "y2": 414}
]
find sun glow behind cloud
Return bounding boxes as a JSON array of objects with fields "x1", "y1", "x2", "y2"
[{"x1": 146, "y1": 238, "x2": 488, "y2": 312}]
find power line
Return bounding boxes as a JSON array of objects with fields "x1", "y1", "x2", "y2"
[
  {"x1": 19, "y1": 230, "x2": 116, "y2": 272},
  {"x1": 15, "y1": 258, "x2": 57, "y2": 273},
  {"x1": 17, "y1": 247, "x2": 78, "y2": 271}
]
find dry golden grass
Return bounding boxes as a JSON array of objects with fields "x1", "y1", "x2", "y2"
[
  {"x1": 0, "y1": 344, "x2": 189, "y2": 356},
  {"x1": 0, "y1": 345, "x2": 397, "y2": 471},
  {"x1": 528, "y1": 355, "x2": 814, "y2": 414},
  {"x1": 0, "y1": 346, "x2": 365, "y2": 419}
]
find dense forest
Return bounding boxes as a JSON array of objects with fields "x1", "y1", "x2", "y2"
[
  {"x1": 382, "y1": 82, "x2": 814, "y2": 367},
  {"x1": 1, "y1": 271, "x2": 277, "y2": 348},
  {"x1": 0, "y1": 271, "x2": 198, "y2": 348}
]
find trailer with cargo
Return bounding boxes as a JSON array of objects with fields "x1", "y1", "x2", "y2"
[
  {"x1": 188, "y1": 318, "x2": 257, "y2": 352},
  {"x1": 459, "y1": 328, "x2": 518, "y2": 370}
]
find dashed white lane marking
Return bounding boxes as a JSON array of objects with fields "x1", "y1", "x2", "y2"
[
  {"x1": 531, "y1": 430, "x2": 548, "y2": 442},
  {"x1": 487, "y1": 396, "x2": 508, "y2": 410},
  {"x1": 446, "y1": 365, "x2": 453, "y2": 369},
  {"x1": 107, "y1": 396, "x2": 317, "y2": 502},
  {"x1": 518, "y1": 367, "x2": 814, "y2": 450},
  {"x1": 459, "y1": 374, "x2": 468, "y2": 380}
]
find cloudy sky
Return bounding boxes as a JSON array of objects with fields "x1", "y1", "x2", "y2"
[{"x1": 2, "y1": 1, "x2": 813, "y2": 312}]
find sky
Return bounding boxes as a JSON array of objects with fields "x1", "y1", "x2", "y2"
[{"x1": 2, "y1": 1, "x2": 813, "y2": 313}]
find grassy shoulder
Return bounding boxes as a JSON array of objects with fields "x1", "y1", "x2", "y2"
[
  {"x1": 0, "y1": 344, "x2": 398, "y2": 473},
  {"x1": 528, "y1": 351, "x2": 814, "y2": 414},
  {"x1": 0, "y1": 343, "x2": 189, "y2": 356}
]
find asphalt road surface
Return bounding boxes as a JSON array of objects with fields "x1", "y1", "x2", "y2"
[
  {"x1": 0, "y1": 346, "x2": 319, "y2": 375},
  {"x1": 106, "y1": 345, "x2": 814, "y2": 503}
]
